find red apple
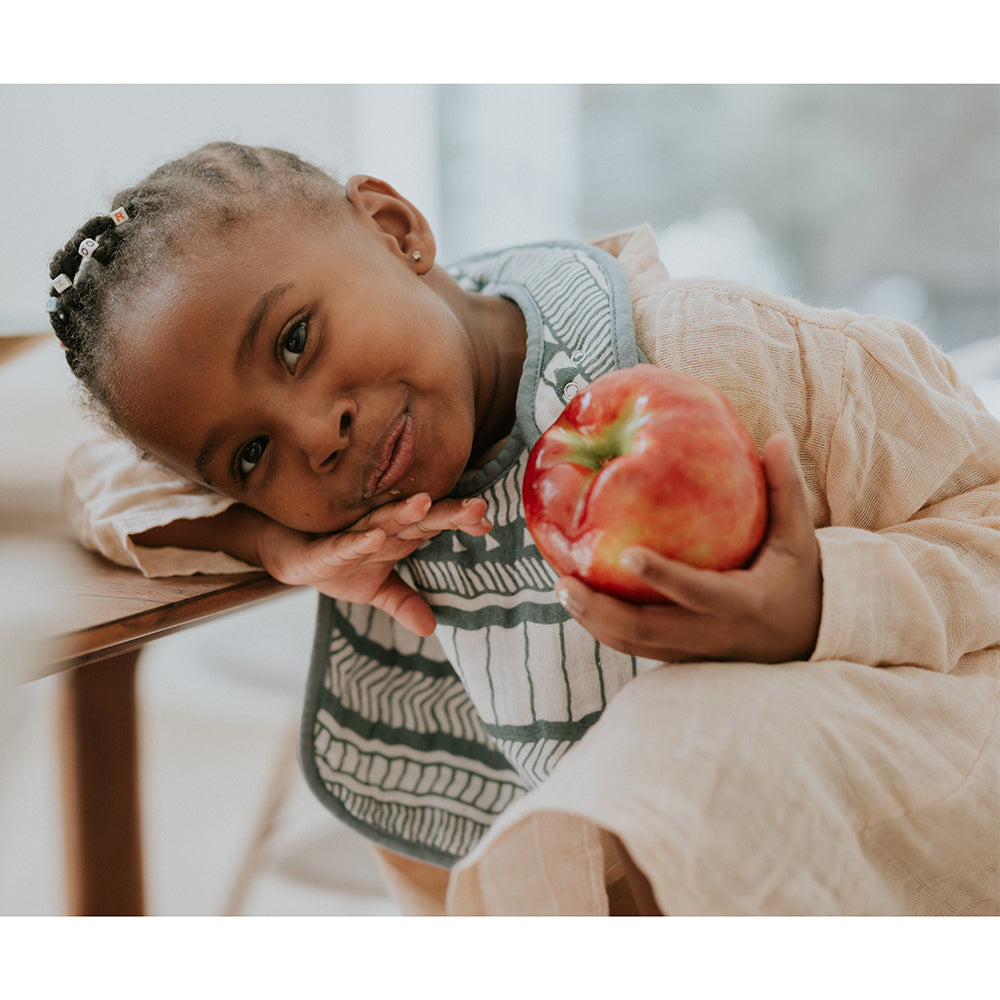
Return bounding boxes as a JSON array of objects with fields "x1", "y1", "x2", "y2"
[{"x1": 523, "y1": 365, "x2": 768, "y2": 603}]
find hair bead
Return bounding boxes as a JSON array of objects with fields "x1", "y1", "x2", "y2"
[{"x1": 48, "y1": 141, "x2": 345, "y2": 405}]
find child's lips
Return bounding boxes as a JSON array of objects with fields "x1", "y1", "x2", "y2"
[{"x1": 364, "y1": 411, "x2": 415, "y2": 499}]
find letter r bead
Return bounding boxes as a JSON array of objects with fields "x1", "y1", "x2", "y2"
[{"x1": 110, "y1": 206, "x2": 129, "y2": 225}]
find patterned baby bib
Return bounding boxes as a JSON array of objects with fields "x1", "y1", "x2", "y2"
[{"x1": 301, "y1": 240, "x2": 658, "y2": 866}]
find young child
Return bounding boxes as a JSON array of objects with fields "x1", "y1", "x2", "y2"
[{"x1": 55, "y1": 142, "x2": 999, "y2": 915}]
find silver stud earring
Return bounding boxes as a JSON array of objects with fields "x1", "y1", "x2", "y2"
[{"x1": 412, "y1": 250, "x2": 422, "y2": 262}]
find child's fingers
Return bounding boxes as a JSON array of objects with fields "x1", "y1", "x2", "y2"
[
  {"x1": 619, "y1": 547, "x2": 734, "y2": 613},
  {"x1": 555, "y1": 575, "x2": 640, "y2": 644},
  {"x1": 363, "y1": 495, "x2": 491, "y2": 540},
  {"x1": 370, "y1": 573, "x2": 438, "y2": 637},
  {"x1": 366, "y1": 493, "x2": 434, "y2": 531},
  {"x1": 421, "y1": 497, "x2": 489, "y2": 529},
  {"x1": 399, "y1": 497, "x2": 492, "y2": 539},
  {"x1": 308, "y1": 527, "x2": 388, "y2": 571},
  {"x1": 555, "y1": 575, "x2": 696, "y2": 660},
  {"x1": 262, "y1": 527, "x2": 386, "y2": 587},
  {"x1": 447, "y1": 497, "x2": 490, "y2": 526},
  {"x1": 761, "y1": 434, "x2": 814, "y2": 555}
]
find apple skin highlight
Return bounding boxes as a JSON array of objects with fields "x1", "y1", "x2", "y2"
[{"x1": 523, "y1": 365, "x2": 768, "y2": 604}]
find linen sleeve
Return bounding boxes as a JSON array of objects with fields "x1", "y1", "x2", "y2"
[
  {"x1": 63, "y1": 432, "x2": 260, "y2": 577},
  {"x1": 812, "y1": 315, "x2": 1000, "y2": 672}
]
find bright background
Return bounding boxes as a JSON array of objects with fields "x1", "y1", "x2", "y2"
[
  {"x1": 2, "y1": 84, "x2": 998, "y2": 357},
  {"x1": 1, "y1": 83, "x2": 997, "y2": 925}
]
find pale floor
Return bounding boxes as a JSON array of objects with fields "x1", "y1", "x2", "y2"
[{"x1": 0, "y1": 589, "x2": 401, "y2": 917}]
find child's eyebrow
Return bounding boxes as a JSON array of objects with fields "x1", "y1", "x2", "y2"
[
  {"x1": 193, "y1": 282, "x2": 295, "y2": 487},
  {"x1": 194, "y1": 430, "x2": 226, "y2": 488},
  {"x1": 238, "y1": 283, "x2": 294, "y2": 366}
]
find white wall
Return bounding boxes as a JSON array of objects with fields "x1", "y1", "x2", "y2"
[
  {"x1": 438, "y1": 84, "x2": 582, "y2": 259},
  {"x1": 1, "y1": 84, "x2": 586, "y2": 332},
  {"x1": 0, "y1": 84, "x2": 358, "y2": 334},
  {"x1": 345, "y1": 84, "x2": 584, "y2": 262},
  {"x1": 350, "y1": 85, "x2": 442, "y2": 244}
]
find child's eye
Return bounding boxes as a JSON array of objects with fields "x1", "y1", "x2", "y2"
[
  {"x1": 238, "y1": 436, "x2": 268, "y2": 479},
  {"x1": 280, "y1": 320, "x2": 308, "y2": 373}
]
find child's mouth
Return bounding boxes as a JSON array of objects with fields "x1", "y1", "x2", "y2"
[{"x1": 364, "y1": 411, "x2": 415, "y2": 499}]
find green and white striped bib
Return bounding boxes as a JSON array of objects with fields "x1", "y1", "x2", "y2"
[{"x1": 301, "y1": 241, "x2": 658, "y2": 866}]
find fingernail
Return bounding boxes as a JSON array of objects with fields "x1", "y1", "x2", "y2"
[
  {"x1": 620, "y1": 549, "x2": 643, "y2": 573},
  {"x1": 555, "y1": 583, "x2": 577, "y2": 614}
]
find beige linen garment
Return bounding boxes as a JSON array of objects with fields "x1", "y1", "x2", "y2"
[{"x1": 64, "y1": 226, "x2": 1000, "y2": 915}]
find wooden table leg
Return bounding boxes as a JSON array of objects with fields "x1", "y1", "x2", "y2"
[{"x1": 59, "y1": 649, "x2": 145, "y2": 915}]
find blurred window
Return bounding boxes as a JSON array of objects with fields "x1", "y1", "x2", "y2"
[{"x1": 577, "y1": 84, "x2": 999, "y2": 354}]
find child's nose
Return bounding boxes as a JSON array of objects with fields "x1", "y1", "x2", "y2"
[{"x1": 295, "y1": 398, "x2": 355, "y2": 474}]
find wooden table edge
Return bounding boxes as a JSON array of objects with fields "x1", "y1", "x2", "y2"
[
  {"x1": 50, "y1": 572, "x2": 296, "y2": 669},
  {"x1": 48, "y1": 565, "x2": 298, "y2": 914}
]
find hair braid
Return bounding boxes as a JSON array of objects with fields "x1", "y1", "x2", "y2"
[
  {"x1": 48, "y1": 215, "x2": 112, "y2": 282},
  {"x1": 46, "y1": 142, "x2": 346, "y2": 423},
  {"x1": 48, "y1": 214, "x2": 123, "y2": 378}
]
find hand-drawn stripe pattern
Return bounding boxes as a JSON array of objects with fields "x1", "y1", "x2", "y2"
[{"x1": 304, "y1": 241, "x2": 649, "y2": 864}]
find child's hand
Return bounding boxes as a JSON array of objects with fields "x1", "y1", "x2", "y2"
[
  {"x1": 256, "y1": 494, "x2": 492, "y2": 637},
  {"x1": 554, "y1": 435, "x2": 823, "y2": 664}
]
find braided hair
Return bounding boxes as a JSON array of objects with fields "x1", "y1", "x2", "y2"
[{"x1": 47, "y1": 141, "x2": 345, "y2": 421}]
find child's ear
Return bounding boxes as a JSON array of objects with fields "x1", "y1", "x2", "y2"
[{"x1": 346, "y1": 175, "x2": 435, "y2": 272}]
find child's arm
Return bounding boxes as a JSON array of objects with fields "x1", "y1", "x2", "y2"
[
  {"x1": 134, "y1": 493, "x2": 491, "y2": 637},
  {"x1": 562, "y1": 310, "x2": 999, "y2": 673},
  {"x1": 65, "y1": 432, "x2": 490, "y2": 636},
  {"x1": 555, "y1": 434, "x2": 823, "y2": 663}
]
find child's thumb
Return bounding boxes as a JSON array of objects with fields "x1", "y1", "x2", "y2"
[{"x1": 762, "y1": 434, "x2": 813, "y2": 550}]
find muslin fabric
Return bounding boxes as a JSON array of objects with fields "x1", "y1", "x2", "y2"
[{"x1": 63, "y1": 226, "x2": 1000, "y2": 914}]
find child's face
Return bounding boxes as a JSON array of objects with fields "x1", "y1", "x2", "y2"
[{"x1": 111, "y1": 191, "x2": 498, "y2": 533}]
